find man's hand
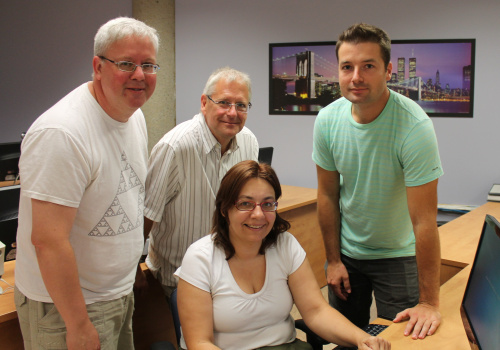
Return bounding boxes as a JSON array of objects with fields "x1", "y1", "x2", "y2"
[
  {"x1": 393, "y1": 302, "x2": 441, "y2": 339},
  {"x1": 66, "y1": 319, "x2": 101, "y2": 349},
  {"x1": 326, "y1": 261, "x2": 351, "y2": 300}
]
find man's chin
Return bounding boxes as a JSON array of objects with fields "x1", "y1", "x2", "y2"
[
  {"x1": 126, "y1": 96, "x2": 149, "y2": 110},
  {"x1": 224, "y1": 126, "x2": 243, "y2": 136},
  {"x1": 345, "y1": 96, "x2": 367, "y2": 105}
]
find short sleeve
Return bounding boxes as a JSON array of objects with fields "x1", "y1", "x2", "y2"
[
  {"x1": 251, "y1": 135, "x2": 259, "y2": 162},
  {"x1": 277, "y1": 232, "x2": 307, "y2": 275},
  {"x1": 401, "y1": 119, "x2": 443, "y2": 187},
  {"x1": 174, "y1": 237, "x2": 213, "y2": 293},
  {"x1": 312, "y1": 109, "x2": 337, "y2": 172},
  {"x1": 20, "y1": 128, "x2": 90, "y2": 207}
]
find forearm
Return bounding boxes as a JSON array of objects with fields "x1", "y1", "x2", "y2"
[
  {"x1": 185, "y1": 341, "x2": 221, "y2": 350},
  {"x1": 143, "y1": 216, "x2": 154, "y2": 241},
  {"x1": 29, "y1": 199, "x2": 100, "y2": 349},
  {"x1": 306, "y1": 305, "x2": 374, "y2": 347},
  {"x1": 406, "y1": 180, "x2": 441, "y2": 307},
  {"x1": 415, "y1": 225, "x2": 441, "y2": 307},
  {"x1": 35, "y1": 240, "x2": 90, "y2": 330},
  {"x1": 316, "y1": 167, "x2": 342, "y2": 264},
  {"x1": 317, "y1": 194, "x2": 341, "y2": 263},
  {"x1": 291, "y1": 258, "x2": 390, "y2": 348}
]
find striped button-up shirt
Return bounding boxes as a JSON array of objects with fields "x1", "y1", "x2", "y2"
[{"x1": 144, "y1": 113, "x2": 259, "y2": 287}]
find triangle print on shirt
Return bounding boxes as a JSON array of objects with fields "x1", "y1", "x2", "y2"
[{"x1": 89, "y1": 151, "x2": 144, "y2": 237}]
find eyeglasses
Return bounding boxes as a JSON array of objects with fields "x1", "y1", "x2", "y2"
[
  {"x1": 234, "y1": 200, "x2": 278, "y2": 212},
  {"x1": 207, "y1": 95, "x2": 252, "y2": 113},
  {"x1": 99, "y1": 56, "x2": 160, "y2": 74}
]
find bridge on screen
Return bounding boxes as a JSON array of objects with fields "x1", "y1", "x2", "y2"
[
  {"x1": 272, "y1": 50, "x2": 336, "y2": 99},
  {"x1": 272, "y1": 50, "x2": 444, "y2": 102}
]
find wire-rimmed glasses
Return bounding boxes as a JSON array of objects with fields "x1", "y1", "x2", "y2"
[
  {"x1": 207, "y1": 95, "x2": 252, "y2": 113},
  {"x1": 234, "y1": 200, "x2": 278, "y2": 212},
  {"x1": 99, "y1": 56, "x2": 160, "y2": 74}
]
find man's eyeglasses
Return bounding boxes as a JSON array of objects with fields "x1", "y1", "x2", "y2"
[
  {"x1": 99, "y1": 56, "x2": 160, "y2": 74},
  {"x1": 234, "y1": 200, "x2": 278, "y2": 212},
  {"x1": 207, "y1": 95, "x2": 252, "y2": 113}
]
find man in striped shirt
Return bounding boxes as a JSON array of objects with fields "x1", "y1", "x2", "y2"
[{"x1": 142, "y1": 67, "x2": 259, "y2": 299}]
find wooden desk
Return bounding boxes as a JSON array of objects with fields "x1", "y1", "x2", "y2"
[
  {"x1": 373, "y1": 201, "x2": 500, "y2": 349},
  {"x1": 0, "y1": 261, "x2": 15, "y2": 323},
  {"x1": 279, "y1": 185, "x2": 326, "y2": 287},
  {"x1": 7, "y1": 186, "x2": 491, "y2": 349},
  {"x1": 0, "y1": 179, "x2": 20, "y2": 188},
  {"x1": 0, "y1": 260, "x2": 176, "y2": 350},
  {"x1": 0, "y1": 261, "x2": 22, "y2": 349}
]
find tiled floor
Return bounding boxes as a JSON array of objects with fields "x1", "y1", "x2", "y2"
[{"x1": 291, "y1": 286, "x2": 377, "y2": 350}]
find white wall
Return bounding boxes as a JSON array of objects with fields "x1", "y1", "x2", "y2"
[
  {"x1": 175, "y1": 0, "x2": 500, "y2": 206},
  {"x1": 1, "y1": 0, "x2": 132, "y2": 143}
]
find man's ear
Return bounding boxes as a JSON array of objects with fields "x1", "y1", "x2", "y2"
[
  {"x1": 92, "y1": 56, "x2": 103, "y2": 80},
  {"x1": 386, "y1": 61, "x2": 393, "y2": 81},
  {"x1": 200, "y1": 94, "x2": 208, "y2": 114}
]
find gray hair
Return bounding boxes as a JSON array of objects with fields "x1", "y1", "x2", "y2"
[
  {"x1": 203, "y1": 67, "x2": 252, "y2": 101},
  {"x1": 94, "y1": 17, "x2": 159, "y2": 56}
]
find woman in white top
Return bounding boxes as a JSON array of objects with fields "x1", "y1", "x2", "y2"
[{"x1": 175, "y1": 160, "x2": 390, "y2": 350}]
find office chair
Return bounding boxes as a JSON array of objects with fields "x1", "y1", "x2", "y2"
[
  {"x1": 295, "y1": 319, "x2": 330, "y2": 350},
  {"x1": 258, "y1": 147, "x2": 274, "y2": 165},
  {"x1": 148, "y1": 289, "x2": 178, "y2": 350},
  {"x1": 170, "y1": 288, "x2": 181, "y2": 346},
  {"x1": 150, "y1": 341, "x2": 176, "y2": 350}
]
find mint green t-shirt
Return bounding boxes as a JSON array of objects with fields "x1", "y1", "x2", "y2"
[{"x1": 312, "y1": 90, "x2": 443, "y2": 259}]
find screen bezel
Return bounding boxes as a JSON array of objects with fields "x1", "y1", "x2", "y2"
[{"x1": 461, "y1": 214, "x2": 500, "y2": 350}]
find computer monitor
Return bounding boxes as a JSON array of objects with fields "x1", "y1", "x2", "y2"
[
  {"x1": 0, "y1": 185, "x2": 20, "y2": 261},
  {"x1": 0, "y1": 141, "x2": 21, "y2": 181},
  {"x1": 258, "y1": 147, "x2": 274, "y2": 165},
  {"x1": 461, "y1": 214, "x2": 500, "y2": 350}
]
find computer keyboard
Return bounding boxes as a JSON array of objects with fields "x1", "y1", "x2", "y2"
[{"x1": 363, "y1": 323, "x2": 388, "y2": 336}]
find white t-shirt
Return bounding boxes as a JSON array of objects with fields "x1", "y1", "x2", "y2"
[
  {"x1": 15, "y1": 83, "x2": 148, "y2": 303},
  {"x1": 175, "y1": 232, "x2": 306, "y2": 350}
]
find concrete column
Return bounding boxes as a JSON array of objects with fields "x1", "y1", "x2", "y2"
[{"x1": 133, "y1": 0, "x2": 175, "y2": 153}]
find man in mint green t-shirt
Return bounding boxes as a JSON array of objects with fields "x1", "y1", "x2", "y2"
[{"x1": 312, "y1": 23, "x2": 443, "y2": 340}]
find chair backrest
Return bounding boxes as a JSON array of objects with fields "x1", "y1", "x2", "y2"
[
  {"x1": 258, "y1": 147, "x2": 274, "y2": 165},
  {"x1": 170, "y1": 288, "x2": 181, "y2": 346}
]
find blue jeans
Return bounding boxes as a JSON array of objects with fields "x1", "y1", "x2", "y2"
[{"x1": 327, "y1": 254, "x2": 419, "y2": 328}]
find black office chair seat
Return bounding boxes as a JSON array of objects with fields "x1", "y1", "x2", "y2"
[
  {"x1": 294, "y1": 319, "x2": 329, "y2": 350},
  {"x1": 150, "y1": 341, "x2": 176, "y2": 350}
]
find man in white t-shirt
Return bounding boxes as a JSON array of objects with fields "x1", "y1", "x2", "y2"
[
  {"x1": 141, "y1": 67, "x2": 259, "y2": 300},
  {"x1": 14, "y1": 17, "x2": 160, "y2": 350}
]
